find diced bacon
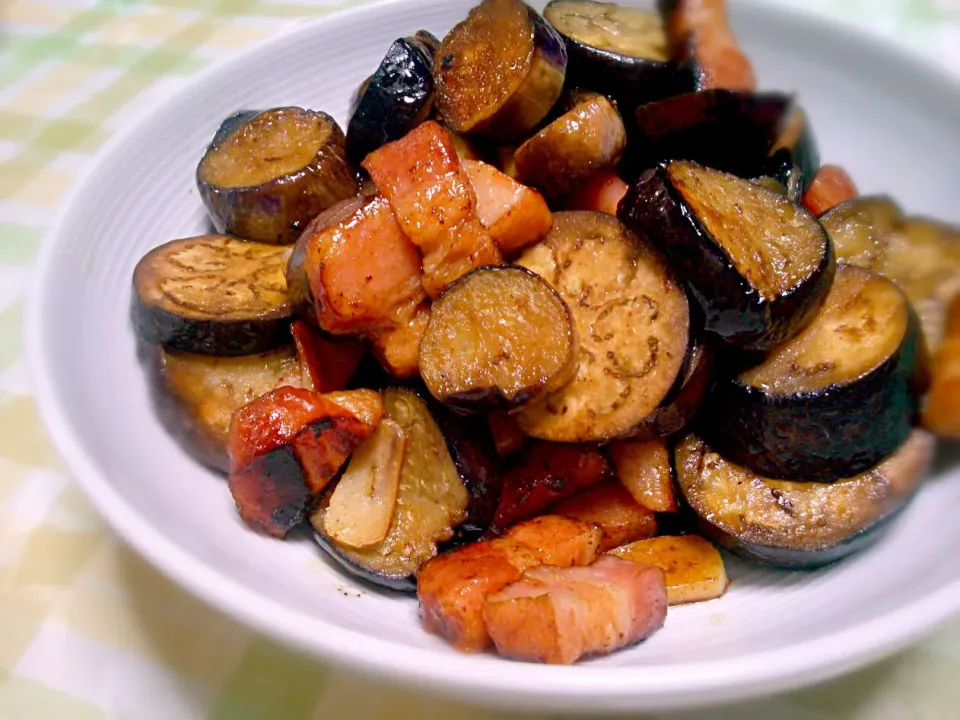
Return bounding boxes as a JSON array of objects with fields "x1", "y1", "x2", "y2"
[
  {"x1": 665, "y1": 0, "x2": 756, "y2": 91},
  {"x1": 363, "y1": 121, "x2": 503, "y2": 298},
  {"x1": 549, "y1": 481, "x2": 657, "y2": 552},
  {"x1": 417, "y1": 515, "x2": 601, "y2": 653},
  {"x1": 567, "y1": 170, "x2": 629, "y2": 216},
  {"x1": 491, "y1": 442, "x2": 611, "y2": 533},
  {"x1": 305, "y1": 195, "x2": 427, "y2": 336},
  {"x1": 482, "y1": 556, "x2": 668, "y2": 664},
  {"x1": 463, "y1": 159, "x2": 552, "y2": 255},
  {"x1": 227, "y1": 387, "x2": 382, "y2": 538},
  {"x1": 290, "y1": 321, "x2": 366, "y2": 392},
  {"x1": 802, "y1": 165, "x2": 859, "y2": 216}
]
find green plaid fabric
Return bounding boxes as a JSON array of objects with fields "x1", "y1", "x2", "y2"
[{"x1": 1, "y1": 1, "x2": 959, "y2": 717}]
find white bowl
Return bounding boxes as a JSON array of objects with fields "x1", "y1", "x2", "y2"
[{"x1": 25, "y1": 0, "x2": 960, "y2": 713}]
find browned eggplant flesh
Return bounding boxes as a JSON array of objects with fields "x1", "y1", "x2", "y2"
[
  {"x1": 311, "y1": 388, "x2": 468, "y2": 591},
  {"x1": 132, "y1": 235, "x2": 293, "y2": 356},
  {"x1": 434, "y1": 0, "x2": 567, "y2": 141},
  {"x1": 675, "y1": 431, "x2": 936, "y2": 569},
  {"x1": 544, "y1": 1, "x2": 686, "y2": 109},
  {"x1": 419, "y1": 266, "x2": 579, "y2": 411},
  {"x1": 516, "y1": 211, "x2": 690, "y2": 442},
  {"x1": 197, "y1": 107, "x2": 358, "y2": 244},
  {"x1": 514, "y1": 92, "x2": 627, "y2": 200},
  {"x1": 619, "y1": 160, "x2": 835, "y2": 350},
  {"x1": 146, "y1": 344, "x2": 303, "y2": 473},
  {"x1": 704, "y1": 264, "x2": 926, "y2": 482}
]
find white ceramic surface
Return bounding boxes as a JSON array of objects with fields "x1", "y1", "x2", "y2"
[{"x1": 25, "y1": 0, "x2": 960, "y2": 712}]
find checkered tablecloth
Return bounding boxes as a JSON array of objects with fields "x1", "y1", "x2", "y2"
[{"x1": 2, "y1": 1, "x2": 959, "y2": 718}]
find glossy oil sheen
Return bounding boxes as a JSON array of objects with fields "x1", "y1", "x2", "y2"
[{"x1": 25, "y1": 0, "x2": 960, "y2": 713}]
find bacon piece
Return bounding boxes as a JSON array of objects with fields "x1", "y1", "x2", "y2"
[
  {"x1": 227, "y1": 387, "x2": 382, "y2": 538},
  {"x1": 290, "y1": 321, "x2": 366, "y2": 392},
  {"x1": 363, "y1": 121, "x2": 503, "y2": 297},
  {"x1": 802, "y1": 165, "x2": 859, "y2": 216},
  {"x1": 417, "y1": 515, "x2": 602, "y2": 653},
  {"x1": 567, "y1": 170, "x2": 629, "y2": 216},
  {"x1": 463, "y1": 159, "x2": 552, "y2": 256},
  {"x1": 490, "y1": 442, "x2": 611, "y2": 533},
  {"x1": 549, "y1": 481, "x2": 657, "y2": 552},
  {"x1": 483, "y1": 555, "x2": 668, "y2": 664},
  {"x1": 664, "y1": 0, "x2": 756, "y2": 91}
]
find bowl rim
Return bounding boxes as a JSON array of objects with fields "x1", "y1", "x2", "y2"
[{"x1": 23, "y1": 0, "x2": 960, "y2": 711}]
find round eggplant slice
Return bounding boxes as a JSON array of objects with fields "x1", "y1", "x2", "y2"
[
  {"x1": 820, "y1": 196, "x2": 960, "y2": 352},
  {"x1": 704, "y1": 265, "x2": 926, "y2": 482},
  {"x1": 132, "y1": 235, "x2": 293, "y2": 356},
  {"x1": 621, "y1": 89, "x2": 792, "y2": 183},
  {"x1": 515, "y1": 211, "x2": 690, "y2": 442},
  {"x1": 820, "y1": 195, "x2": 903, "y2": 270},
  {"x1": 419, "y1": 266, "x2": 579, "y2": 412},
  {"x1": 311, "y1": 388, "x2": 468, "y2": 592},
  {"x1": 675, "y1": 431, "x2": 935, "y2": 569},
  {"x1": 619, "y1": 160, "x2": 835, "y2": 351},
  {"x1": 514, "y1": 92, "x2": 627, "y2": 200},
  {"x1": 544, "y1": 0, "x2": 688, "y2": 110},
  {"x1": 434, "y1": 0, "x2": 567, "y2": 141},
  {"x1": 144, "y1": 344, "x2": 302, "y2": 473},
  {"x1": 346, "y1": 31, "x2": 439, "y2": 166},
  {"x1": 623, "y1": 338, "x2": 715, "y2": 441},
  {"x1": 197, "y1": 107, "x2": 358, "y2": 245}
]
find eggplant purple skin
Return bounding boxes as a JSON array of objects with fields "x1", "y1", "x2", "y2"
[
  {"x1": 197, "y1": 108, "x2": 359, "y2": 245},
  {"x1": 131, "y1": 292, "x2": 292, "y2": 357},
  {"x1": 429, "y1": 405, "x2": 503, "y2": 546},
  {"x1": 346, "y1": 32, "x2": 440, "y2": 166},
  {"x1": 476, "y1": 5, "x2": 568, "y2": 141},
  {"x1": 622, "y1": 339, "x2": 715, "y2": 441},
  {"x1": 695, "y1": 503, "x2": 912, "y2": 570},
  {"x1": 700, "y1": 308, "x2": 925, "y2": 483},
  {"x1": 617, "y1": 163, "x2": 836, "y2": 351},
  {"x1": 311, "y1": 531, "x2": 418, "y2": 594},
  {"x1": 619, "y1": 90, "x2": 793, "y2": 184},
  {"x1": 554, "y1": 33, "x2": 690, "y2": 115}
]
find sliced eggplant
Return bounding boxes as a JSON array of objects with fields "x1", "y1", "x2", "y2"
[
  {"x1": 346, "y1": 31, "x2": 440, "y2": 165},
  {"x1": 544, "y1": 0, "x2": 688, "y2": 110},
  {"x1": 623, "y1": 338, "x2": 714, "y2": 441},
  {"x1": 515, "y1": 211, "x2": 690, "y2": 442},
  {"x1": 197, "y1": 107, "x2": 358, "y2": 244},
  {"x1": 675, "y1": 431, "x2": 936, "y2": 569},
  {"x1": 430, "y1": 402, "x2": 504, "y2": 545},
  {"x1": 419, "y1": 266, "x2": 579, "y2": 411},
  {"x1": 620, "y1": 160, "x2": 835, "y2": 350},
  {"x1": 766, "y1": 107, "x2": 820, "y2": 198},
  {"x1": 704, "y1": 265, "x2": 926, "y2": 482},
  {"x1": 144, "y1": 344, "x2": 301, "y2": 473},
  {"x1": 514, "y1": 92, "x2": 627, "y2": 200},
  {"x1": 132, "y1": 235, "x2": 293, "y2": 356},
  {"x1": 434, "y1": 0, "x2": 567, "y2": 141},
  {"x1": 622, "y1": 89, "x2": 792, "y2": 182},
  {"x1": 311, "y1": 388, "x2": 468, "y2": 590},
  {"x1": 820, "y1": 195, "x2": 903, "y2": 271},
  {"x1": 820, "y1": 197, "x2": 960, "y2": 352}
]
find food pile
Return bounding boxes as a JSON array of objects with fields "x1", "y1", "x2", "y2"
[{"x1": 131, "y1": 0, "x2": 960, "y2": 665}]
